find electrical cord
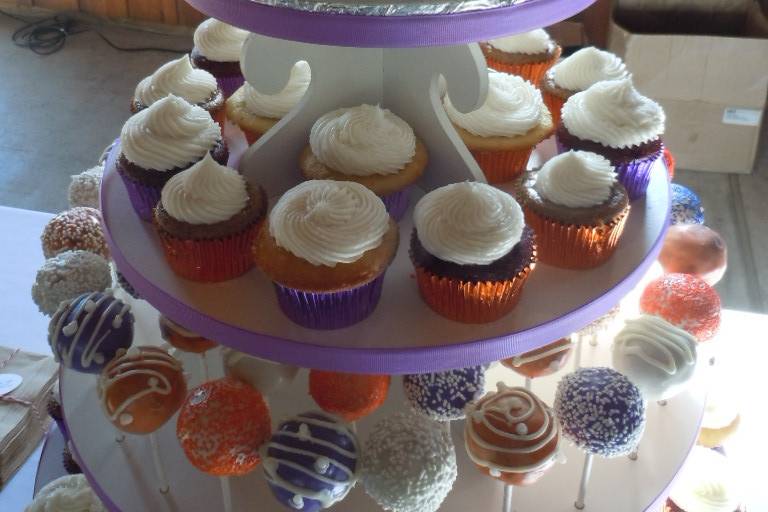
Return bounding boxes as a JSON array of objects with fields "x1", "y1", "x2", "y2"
[{"x1": 0, "y1": 9, "x2": 190, "y2": 55}]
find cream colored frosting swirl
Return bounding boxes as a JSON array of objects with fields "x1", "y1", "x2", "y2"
[
  {"x1": 121, "y1": 94, "x2": 221, "y2": 171},
  {"x1": 669, "y1": 447, "x2": 741, "y2": 512},
  {"x1": 551, "y1": 47, "x2": 629, "y2": 92},
  {"x1": 562, "y1": 78, "x2": 665, "y2": 149},
  {"x1": 445, "y1": 71, "x2": 544, "y2": 138},
  {"x1": 309, "y1": 104, "x2": 416, "y2": 176},
  {"x1": 26, "y1": 475, "x2": 106, "y2": 512},
  {"x1": 243, "y1": 61, "x2": 311, "y2": 119},
  {"x1": 487, "y1": 29, "x2": 552, "y2": 54},
  {"x1": 160, "y1": 153, "x2": 248, "y2": 224},
  {"x1": 414, "y1": 182, "x2": 524, "y2": 265},
  {"x1": 535, "y1": 151, "x2": 617, "y2": 208},
  {"x1": 134, "y1": 55, "x2": 218, "y2": 106},
  {"x1": 269, "y1": 180, "x2": 389, "y2": 267},
  {"x1": 193, "y1": 18, "x2": 249, "y2": 62}
]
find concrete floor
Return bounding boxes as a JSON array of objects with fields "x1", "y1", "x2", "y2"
[{"x1": 0, "y1": 13, "x2": 766, "y2": 313}]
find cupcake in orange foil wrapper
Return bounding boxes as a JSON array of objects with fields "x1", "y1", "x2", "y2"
[
  {"x1": 154, "y1": 153, "x2": 267, "y2": 282},
  {"x1": 480, "y1": 29, "x2": 561, "y2": 86},
  {"x1": 444, "y1": 71, "x2": 552, "y2": 184},
  {"x1": 517, "y1": 151, "x2": 629, "y2": 270},
  {"x1": 410, "y1": 182, "x2": 536, "y2": 324}
]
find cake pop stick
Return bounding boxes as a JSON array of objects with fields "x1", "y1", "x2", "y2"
[
  {"x1": 524, "y1": 377, "x2": 532, "y2": 391},
  {"x1": 573, "y1": 336, "x2": 583, "y2": 370},
  {"x1": 574, "y1": 452, "x2": 593, "y2": 510},
  {"x1": 503, "y1": 484, "x2": 513, "y2": 512},
  {"x1": 199, "y1": 353, "x2": 210, "y2": 382},
  {"x1": 149, "y1": 431, "x2": 169, "y2": 493},
  {"x1": 220, "y1": 476, "x2": 233, "y2": 512}
]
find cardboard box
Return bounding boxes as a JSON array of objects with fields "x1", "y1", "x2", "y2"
[{"x1": 608, "y1": 2, "x2": 768, "y2": 173}]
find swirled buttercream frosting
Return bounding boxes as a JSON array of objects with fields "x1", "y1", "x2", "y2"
[
  {"x1": 562, "y1": 78, "x2": 665, "y2": 149},
  {"x1": 669, "y1": 447, "x2": 741, "y2": 512},
  {"x1": 121, "y1": 94, "x2": 221, "y2": 171},
  {"x1": 309, "y1": 104, "x2": 416, "y2": 176},
  {"x1": 487, "y1": 29, "x2": 552, "y2": 54},
  {"x1": 551, "y1": 47, "x2": 629, "y2": 92},
  {"x1": 193, "y1": 18, "x2": 249, "y2": 62},
  {"x1": 414, "y1": 182, "x2": 524, "y2": 266},
  {"x1": 269, "y1": 180, "x2": 389, "y2": 267},
  {"x1": 161, "y1": 153, "x2": 248, "y2": 224},
  {"x1": 444, "y1": 72, "x2": 544, "y2": 137},
  {"x1": 26, "y1": 474, "x2": 106, "y2": 512},
  {"x1": 134, "y1": 55, "x2": 218, "y2": 106},
  {"x1": 535, "y1": 151, "x2": 616, "y2": 208},
  {"x1": 243, "y1": 61, "x2": 311, "y2": 119}
]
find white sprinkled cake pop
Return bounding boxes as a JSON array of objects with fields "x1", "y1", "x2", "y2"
[
  {"x1": 32, "y1": 250, "x2": 111, "y2": 315},
  {"x1": 68, "y1": 165, "x2": 104, "y2": 209}
]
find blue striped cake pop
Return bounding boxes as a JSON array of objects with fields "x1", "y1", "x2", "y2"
[
  {"x1": 402, "y1": 366, "x2": 486, "y2": 421},
  {"x1": 670, "y1": 184, "x2": 705, "y2": 225},
  {"x1": 263, "y1": 411, "x2": 358, "y2": 511}
]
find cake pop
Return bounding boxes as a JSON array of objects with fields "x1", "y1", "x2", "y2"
[
  {"x1": 309, "y1": 370, "x2": 389, "y2": 422},
  {"x1": 465, "y1": 383, "x2": 559, "y2": 486},
  {"x1": 98, "y1": 346, "x2": 187, "y2": 434},
  {"x1": 362, "y1": 412, "x2": 456, "y2": 512},
  {"x1": 32, "y1": 250, "x2": 111, "y2": 316},
  {"x1": 670, "y1": 184, "x2": 705, "y2": 225},
  {"x1": 501, "y1": 338, "x2": 573, "y2": 379},
  {"x1": 612, "y1": 315, "x2": 698, "y2": 401},
  {"x1": 115, "y1": 271, "x2": 141, "y2": 299},
  {"x1": 639, "y1": 273, "x2": 721, "y2": 341},
  {"x1": 158, "y1": 315, "x2": 217, "y2": 353},
  {"x1": 68, "y1": 165, "x2": 103, "y2": 209},
  {"x1": 222, "y1": 348, "x2": 298, "y2": 395},
  {"x1": 263, "y1": 411, "x2": 359, "y2": 511},
  {"x1": 402, "y1": 366, "x2": 486, "y2": 421},
  {"x1": 177, "y1": 378, "x2": 271, "y2": 476},
  {"x1": 41, "y1": 207, "x2": 109, "y2": 259},
  {"x1": 48, "y1": 291, "x2": 134, "y2": 374},
  {"x1": 658, "y1": 224, "x2": 727, "y2": 285},
  {"x1": 665, "y1": 447, "x2": 742, "y2": 512}
]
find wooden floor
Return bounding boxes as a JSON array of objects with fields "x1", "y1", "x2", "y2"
[{"x1": 0, "y1": 14, "x2": 765, "y2": 312}]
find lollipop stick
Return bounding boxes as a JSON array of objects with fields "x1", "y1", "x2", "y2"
[
  {"x1": 588, "y1": 333, "x2": 598, "y2": 347},
  {"x1": 149, "y1": 432, "x2": 169, "y2": 493},
  {"x1": 503, "y1": 484, "x2": 513, "y2": 512},
  {"x1": 199, "y1": 353, "x2": 210, "y2": 382},
  {"x1": 524, "y1": 378, "x2": 532, "y2": 391},
  {"x1": 220, "y1": 476, "x2": 233, "y2": 512},
  {"x1": 574, "y1": 452, "x2": 593, "y2": 510}
]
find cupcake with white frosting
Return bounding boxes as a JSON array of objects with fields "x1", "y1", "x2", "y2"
[
  {"x1": 557, "y1": 78, "x2": 665, "y2": 200},
  {"x1": 300, "y1": 104, "x2": 427, "y2": 220},
  {"x1": 226, "y1": 61, "x2": 311, "y2": 144},
  {"x1": 191, "y1": 18, "x2": 249, "y2": 97},
  {"x1": 445, "y1": 71, "x2": 553, "y2": 184},
  {"x1": 254, "y1": 180, "x2": 399, "y2": 329},
  {"x1": 664, "y1": 447, "x2": 743, "y2": 512},
  {"x1": 481, "y1": 29, "x2": 562, "y2": 85},
  {"x1": 409, "y1": 182, "x2": 536, "y2": 323},
  {"x1": 117, "y1": 94, "x2": 227, "y2": 221},
  {"x1": 540, "y1": 47, "x2": 629, "y2": 126},
  {"x1": 516, "y1": 150, "x2": 629, "y2": 268},
  {"x1": 154, "y1": 153, "x2": 266, "y2": 282},
  {"x1": 131, "y1": 55, "x2": 224, "y2": 125},
  {"x1": 26, "y1": 474, "x2": 106, "y2": 512}
]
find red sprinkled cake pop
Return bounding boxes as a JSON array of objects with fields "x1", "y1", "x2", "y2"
[{"x1": 309, "y1": 370, "x2": 390, "y2": 422}]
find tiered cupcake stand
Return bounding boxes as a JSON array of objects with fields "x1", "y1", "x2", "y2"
[{"x1": 55, "y1": 0, "x2": 706, "y2": 510}]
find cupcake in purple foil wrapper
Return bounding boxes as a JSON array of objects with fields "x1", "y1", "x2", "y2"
[
  {"x1": 255, "y1": 180, "x2": 398, "y2": 330},
  {"x1": 191, "y1": 19, "x2": 249, "y2": 98},
  {"x1": 556, "y1": 78, "x2": 665, "y2": 201},
  {"x1": 117, "y1": 95, "x2": 228, "y2": 221},
  {"x1": 263, "y1": 411, "x2": 359, "y2": 511}
]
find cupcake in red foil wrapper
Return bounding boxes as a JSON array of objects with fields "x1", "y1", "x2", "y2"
[
  {"x1": 154, "y1": 153, "x2": 266, "y2": 282},
  {"x1": 663, "y1": 146, "x2": 676, "y2": 179},
  {"x1": 117, "y1": 95, "x2": 228, "y2": 222},
  {"x1": 480, "y1": 29, "x2": 561, "y2": 86},
  {"x1": 254, "y1": 180, "x2": 398, "y2": 330},
  {"x1": 410, "y1": 182, "x2": 536, "y2": 324},
  {"x1": 191, "y1": 19, "x2": 249, "y2": 98},
  {"x1": 516, "y1": 151, "x2": 630, "y2": 269},
  {"x1": 557, "y1": 78, "x2": 665, "y2": 200}
]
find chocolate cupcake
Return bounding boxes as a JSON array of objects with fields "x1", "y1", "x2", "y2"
[
  {"x1": 481, "y1": 29, "x2": 561, "y2": 85},
  {"x1": 410, "y1": 182, "x2": 536, "y2": 324},
  {"x1": 154, "y1": 153, "x2": 267, "y2": 282},
  {"x1": 517, "y1": 151, "x2": 629, "y2": 269},
  {"x1": 191, "y1": 18, "x2": 249, "y2": 97},
  {"x1": 117, "y1": 95, "x2": 227, "y2": 221},
  {"x1": 557, "y1": 78, "x2": 665, "y2": 200}
]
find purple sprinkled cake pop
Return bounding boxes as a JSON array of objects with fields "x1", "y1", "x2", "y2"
[
  {"x1": 263, "y1": 411, "x2": 359, "y2": 512},
  {"x1": 402, "y1": 366, "x2": 486, "y2": 421},
  {"x1": 48, "y1": 291, "x2": 134, "y2": 374},
  {"x1": 554, "y1": 367, "x2": 645, "y2": 458}
]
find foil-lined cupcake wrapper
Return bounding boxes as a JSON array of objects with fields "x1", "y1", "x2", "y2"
[
  {"x1": 414, "y1": 263, "x2": 534, "y2": 324},
  {"x1": 117, "y1": 168, "x2": 161, "y2": 222},
  {"x1": 471, "y1": 147, "x2": 533, "y2": 185},
  {"x1": 486, "y1": 56, "x2": 557, "y2": 87},
  {"x1": 663, "y1": 146, "x2": 676, "y2": 180},
  {"x1": 214, "y1": 73, "x2": 245, "y2": 99},
  {"x1": 615, "y1": 150, "x2": 662, "y2": 201},
  {"x1": 524, "y1": 207, "x2": 629, "y2": 269},
  {"x1": 541, "y1": 90, "x2": 565, "y2": 128},
  {"x1": 250, "y1": 0, "x2": 525, "y2": 16},
  {"x1": 155, "y1": 222, "x2": 261, "y2": 282},
  {"x1": 273, "y1": 273, "x2": 386, "y2": 330},
  {"x1": 380, "y1": 187, "x2": 410, "y2": 221}
]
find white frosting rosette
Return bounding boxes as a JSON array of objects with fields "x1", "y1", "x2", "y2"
[
  {"x1": 26, "y1": 474, "x2": 106, "y2": 512},
  {"x1": 550, "y1": 47, "x2": 629, "y2": 92},
  {"x1": 193, "y1": 18, "x2": 249, "y2": 62},
  {"x1": 487, "y1": 29, "x2": 552, "y2": 54},
  {"x1": 535, "y1": 151, "x2": 617, "y2": 208},
  {"x1": 243, "y1": 61, "x2": 311, "y2": 119},
  {"x1": 134, "y1": 55, "x2": 218, "y2": 107}
]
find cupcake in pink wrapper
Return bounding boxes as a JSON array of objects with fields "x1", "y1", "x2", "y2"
[
  {"x1": 191, "y1": 18, "x2": 249, "y2": 98},
  {"x1": 556, "y1": 78, "x2": 665, "y2": 200},
  {"x1": 254, "y1": 180, "x2": 399, "y2": 330},
  {"x1": 299, "y1": 104, "x2": 427, "y2": 221},
  {"x1": 116, "y1": 95, "x2": 228, "y2": 221}
]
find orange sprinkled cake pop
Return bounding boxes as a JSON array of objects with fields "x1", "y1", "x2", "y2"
[{"x1": 309, "y1": 370, "x2": 390, "y2": 422}]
